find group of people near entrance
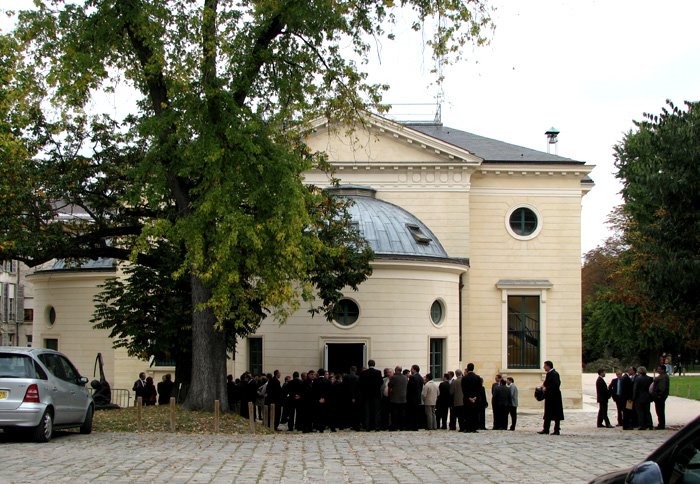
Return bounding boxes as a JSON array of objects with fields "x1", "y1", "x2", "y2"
[
  {"x1": 596, "y1": 364, "x2": 670, "y2": 430},
  {"x1": 225, "y1": 359, "x2": 565, "y2": 435},
  {"x1": 132, "y1": 372, "x2": 175, "y2": 406}
]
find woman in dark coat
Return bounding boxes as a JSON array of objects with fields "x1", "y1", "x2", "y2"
[
  {"x1": 144, "y1": 376, "x2": 158, "y2": 406},
  {"x1": 539, "y1": 360, "x2": 564, "y2": 435}
]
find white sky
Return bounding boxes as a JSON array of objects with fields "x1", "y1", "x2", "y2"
[
  {"x1": 4, "y1": 0, "x2": 700, "y2": 256},
  {"x1": 368, "y1": 0, "x2": 700, "y2": 255}
]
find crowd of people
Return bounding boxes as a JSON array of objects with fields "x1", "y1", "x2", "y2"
[
  {"x1": 225, "y1": 360, "x2": 526, "y2": 434},
  {"x1": 598, "y1": 364, "x2": 670, "y2": 430},
  {"x1": 132, "y1": 372, "x2": 175, "y2": 406}
]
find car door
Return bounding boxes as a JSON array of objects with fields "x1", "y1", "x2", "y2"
[
  {"x1": 54, "y1": 354, "x2": 89, "y2": 423},
  {"x1": 37, "y1": 353, "x2": 80, "y2": 424}
]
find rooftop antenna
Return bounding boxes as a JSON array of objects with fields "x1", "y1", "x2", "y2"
[
  {"x1": 545, "y1": 127, "x2": 560, "y2": 155},
  {"x1": 433, "y1": 97, "x2": 442, "y2": 124}
]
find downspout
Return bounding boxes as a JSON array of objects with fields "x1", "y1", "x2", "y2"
[
  {"x1": 15, "y1": 263, "x2": 20, "y2": 346},
  {"x1": 459, "y1": 273, "x2": 464, "y2": 366}
]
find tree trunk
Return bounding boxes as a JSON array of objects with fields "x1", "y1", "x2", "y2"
[{"x1": 182, "y1": 275, "x2": 228, "y2": 411}]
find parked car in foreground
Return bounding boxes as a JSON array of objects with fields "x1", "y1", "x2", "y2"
[
  {"x1": 589, "y1": 414, "x2": 700, "y2": 483},
  {"x1": 0, "y1": 347, "x2": 94, "y2": 442}
]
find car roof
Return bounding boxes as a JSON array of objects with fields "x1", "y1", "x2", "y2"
[{"x1": 0, "y1": 347, "x2": 59, "y2": 356}]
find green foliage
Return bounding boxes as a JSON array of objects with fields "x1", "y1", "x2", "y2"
[
  {"x1": 90, "y1": 247, "x2": 197, "y2": 383},
  {"x1": 581, "y1": 213, "x2": 679, "y2": 365},
  {"x1": 1, "y1": 0, "x2": 492, "y2": 410},
  {"x1": 614, "y1": 101, "x2": 700, "y2": 347}
]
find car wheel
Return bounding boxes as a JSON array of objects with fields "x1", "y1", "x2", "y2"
[
  {"x1": 80, "y1": 406, "x2": 94, "y2": 435},
  {"x1": 32, "y1": 410, "x2": 53, "y2": 443}
]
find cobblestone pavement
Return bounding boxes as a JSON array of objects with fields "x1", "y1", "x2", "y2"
[{"x1": 0, "y1": 407, "x2": 681, "y2": 484}]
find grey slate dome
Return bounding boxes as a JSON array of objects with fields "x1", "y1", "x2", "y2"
[{"x1": 327, "y1": 186, "x2": 450, "y2": 260}]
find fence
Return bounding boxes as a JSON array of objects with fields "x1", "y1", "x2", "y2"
[{"x1": 88, "y1": 387, "x2": 132, "y2": 408}]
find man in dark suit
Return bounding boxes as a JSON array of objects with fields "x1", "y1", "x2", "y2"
[
  {"x1": 652, "y1": 364, "x2": 670, "y2": 430},
  {"x1": 312, "y1": 369, "x2": 333, "y2": 432},
  {"x1": 461, "y1": 363, "x2": 482, "y2": 433},
  {"x1": 358, "y1": 360, "x2": 383, "y2": 431},
  {"x1": 265, "y1": 369, "x2": 283, "y2": 430},
  {"x1": 633, "y1": 366, "x2": 654, "y2": 430},
  {"x1": 620, "y1": 366, "x2": 635, "y2": 429},
  {"x1": 132, "y1": 372, "x2": 146, "y2": 406},
  {"x1": 538, "y1": 360, "x2": 564, "y2": 435},
  {"x1": 406, "y1": 364, "x2": 423, "y2": 430},
  {"x1": 285, "y1": 372, "x2": 303, "y2": 431},
  {"x1": 607, "y1": 370, "x2": 623, "y2": 426},
  {"x1": 596, "y1": 368, "x2": 613, "y2": 428},
  {"x1": 436, "y1": 373, "x2": 451, "y2": 429}
]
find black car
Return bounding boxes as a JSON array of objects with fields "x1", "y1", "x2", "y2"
[{"x1": 589, "y1": 415, "x2": 700, "y2": 483}]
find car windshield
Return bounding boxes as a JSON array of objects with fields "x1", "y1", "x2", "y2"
[{"x1": 0, "y1": 353, "x2": 39, "y2": 378}]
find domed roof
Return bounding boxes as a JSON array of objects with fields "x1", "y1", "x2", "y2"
[{"x1": 327, "y1": 186, "x2": 449, "y2": 260}]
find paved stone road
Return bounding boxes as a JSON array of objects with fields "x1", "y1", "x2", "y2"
[
  {"x1": 5, "y1": 374, "x2": 699, "y2": 483},
  {"x1": 0, "y1": 408, "x2": 679, "y2": 483}
]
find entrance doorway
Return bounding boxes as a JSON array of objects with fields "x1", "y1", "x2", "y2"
[{"x1": 324, "y1": 343, "x2": 366, "y2": 374}]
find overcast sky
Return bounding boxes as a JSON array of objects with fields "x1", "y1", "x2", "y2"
[
  {"x1": 4, "y1": 0, "x2": 700, "y2": 255},
  {"x1": 369, "y1": 0, "x2": 700, "y2": 255}
]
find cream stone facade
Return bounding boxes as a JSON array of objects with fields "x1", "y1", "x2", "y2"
[
  {"x1": 26, "y1": 113, "x2": 592, "y2": 409},
  {"x1": 232, "y1": 113, "x2": 593, "y2": 409}
]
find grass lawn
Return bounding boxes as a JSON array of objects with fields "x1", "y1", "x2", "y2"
[
  {"x1": 93, "y1": 404, "x2": 274, "y2": 434},
  {"x1": 670, "y1": 376, "x2": 700, "y2": 401}
]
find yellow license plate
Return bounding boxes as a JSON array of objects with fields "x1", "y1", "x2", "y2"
[{"x1": 0, "y1": 390, "x2": 7, "y2": 400}]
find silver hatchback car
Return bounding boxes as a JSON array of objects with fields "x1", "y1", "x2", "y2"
[{"x1": 0, "y1": 347, "x2": 94, "y2": 442}]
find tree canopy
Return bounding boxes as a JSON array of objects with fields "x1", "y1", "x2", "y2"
[
  {"x1": 583, "y1": 101, "x2": 700, "y2": 366},
  {"x1": 614, "y1": 100, "x2": 700, "y2": 347},
  {"x1": 0, "y1": 0, "x2": 492, "y2": 410}
]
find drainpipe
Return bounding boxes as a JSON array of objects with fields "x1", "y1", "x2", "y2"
[
  {"x1": 459, "y1": 274, "x2": 464, "y2": 366},
  {"x1": 15, "y1": 263, "x2": 20, "y2": 346}
]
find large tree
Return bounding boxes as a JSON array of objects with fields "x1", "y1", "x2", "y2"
[
  {"x1": 581, "y1": 209, "x2": 677, "y2": 365},
  {"x1": 0, "y1": 0, "x2": 492, "y2": 411},
  {"x1": 613, "y1": 100, "x2": 700, "y2": 349}
]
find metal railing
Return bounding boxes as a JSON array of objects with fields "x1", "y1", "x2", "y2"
[{"x1": 88, "y1": 388, "x2": 132, "y2": 408}]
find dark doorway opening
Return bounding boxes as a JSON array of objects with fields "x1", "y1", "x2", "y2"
[{"x1": 326, "y1": 343, "x2": 365, "y2": 375}]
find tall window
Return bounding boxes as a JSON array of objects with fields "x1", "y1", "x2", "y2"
[
  {"x1": 248, "y1": 338, "x2": 263, "y2": 376},
  {"x1": 507, "y1": 296, "x2": 540, "y2": 369},
  {"x1": 429, "y1": 338, "x2": 445, "y2": 379}
]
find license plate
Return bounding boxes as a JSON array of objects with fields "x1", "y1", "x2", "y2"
[{"x1": 0, "y1": 390, "x2": 7, "y2": 400}]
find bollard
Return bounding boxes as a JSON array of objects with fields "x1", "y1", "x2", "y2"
[
  {"x1": 214, "y1": 399, "x2": 220, "y2": 433},
  {"x1": 136, "y1": 396, "x2": 143, "y2": 430},
  {"x1": 248, "y1": 402, "x2": 255, "y2": 434},
  {"x1": 270, "y1": 403, "x2": 276, "y2": 430},
  {"x1": 263, "y1": 404, "x2": 269, "y2": 427},
  {"x1": 169, "y1": 397, "x2": 176, "y2": 432}
]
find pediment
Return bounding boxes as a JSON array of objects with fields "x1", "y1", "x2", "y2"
[{"x1": 305, "y1": 112, "x2": 482, "y2": 167}]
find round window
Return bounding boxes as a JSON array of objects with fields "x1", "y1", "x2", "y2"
[
  {"x1": 506, "y1": 205, "x2": 542, "y2": 240},
  {"x1": 47, "y1": 306, "x2": 56, "y2": 326},
  {"x1": 333, "y1": 299, "x2": 359, "y2": 327},
  {"x1": 430, "y1": 300, "x2": 444, "y2": 325}
]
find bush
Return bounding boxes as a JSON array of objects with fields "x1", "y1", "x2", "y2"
[{"x1": 583, "y1": 357, "x2": 632, "y2": 373}]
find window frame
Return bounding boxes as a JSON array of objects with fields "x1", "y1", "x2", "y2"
[
  {"x1": 248, "y1": 337, "x2": 263, "y2": 376},
  {"x1": 332, "y1": 298, "x2": 360, "y2": 329},
  {"x1": 505, "y1": 204, "x2": 542, "y2": 241},
  {"x1": 496, "y1": 280, "x2": 551, "y2": 371},
  {"x1": 429, "y1": 337, "x2": 445, "y2": 379}
]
